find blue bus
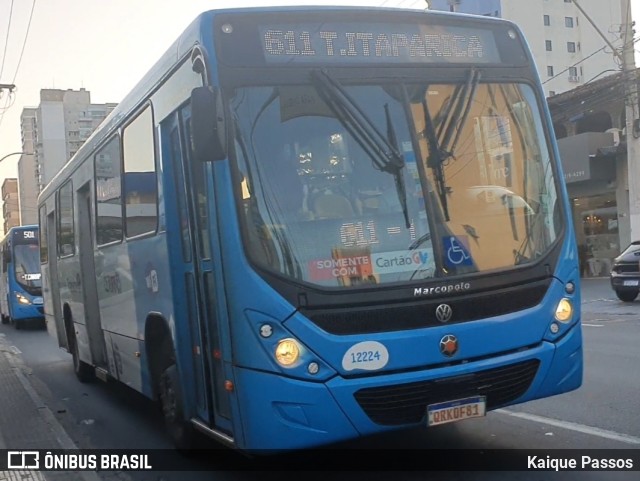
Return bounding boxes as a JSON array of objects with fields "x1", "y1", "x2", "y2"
[
  {"x1": 0, "y1": 225, "x2": 44, "y2": 328},
  {"x1": 38, "y1": 6, "x2": 582, "y2": 451}
]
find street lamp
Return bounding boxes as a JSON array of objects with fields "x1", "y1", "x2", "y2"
[{"x1": 0, "y1": 152, "x2": 27, "y2": 163}]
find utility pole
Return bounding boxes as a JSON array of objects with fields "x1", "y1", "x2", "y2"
[
  {"x1": 619, "y1": 0, "x2": 640, "y2": 244},
  {"x1": 572, "y1": 0, "x2": 640, "y2": 245}
]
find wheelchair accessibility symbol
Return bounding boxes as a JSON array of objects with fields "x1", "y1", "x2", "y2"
[{"x1": 443, "y1": 236, "x2": 473, "y2": 268}]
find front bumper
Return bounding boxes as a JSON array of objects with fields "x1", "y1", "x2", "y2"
[{"x1": 233, "y1": 322, "x2": 583, "y2": 451}]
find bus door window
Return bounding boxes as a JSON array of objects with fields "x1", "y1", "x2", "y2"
[{"x1": 182, "y1": 115, "x2": 211, "y2": 260}]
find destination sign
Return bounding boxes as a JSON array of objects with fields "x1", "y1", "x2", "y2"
[
  {"x1": 13, "y1": 229, "x2": 38, "y2": 244},
  {"x1": 259, "y1": 23, "x2": 501, "y2": 65}
]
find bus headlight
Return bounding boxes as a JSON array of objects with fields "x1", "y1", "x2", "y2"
[
  {"x1": 275, "y1": 338, "x2": 301, "y2": 367},
  {"x1": 16, "y1": 293, "x2": 31, "y2": 305},
  {"x1": 554, "y1": 298, "x2": 573, "y2": 323}
]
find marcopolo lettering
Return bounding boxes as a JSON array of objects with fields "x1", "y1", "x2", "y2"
[{"x1": 414, "y1": 282, "x2": 471, "y2": 296}]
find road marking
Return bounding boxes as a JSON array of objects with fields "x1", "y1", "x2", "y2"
[
  {"x1": 496, "y1": 409, "x2": 640, "y2": 445},
  {"x1": 10, "y1": 346, "x2": 21, "y2": 354},
  {"x1": 582, "y1": 323, "x2": 604, "y2": 327}
]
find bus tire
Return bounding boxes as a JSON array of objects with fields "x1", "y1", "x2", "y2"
[
  {"x1": 1, "y1": 314, "x2": 8, "y2": 324},
  {"x1": 70, "y1": 328, "x2": 94, "y2": 383},
  {"x1": 159, "y1": 364, "x2": 194, "y2": 451}
]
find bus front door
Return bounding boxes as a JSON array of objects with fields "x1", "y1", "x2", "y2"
[
  {"x1": 77, "y1": 183, "x2": 107, "y2": 369},
  {"x1": 163, "y1": 105, "x2": 232, "y2": 436},
  {"x1": 46, "y1": 212, "x2": 67, "y2": 349}
]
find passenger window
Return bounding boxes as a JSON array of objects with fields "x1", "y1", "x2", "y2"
[
  {"x1": 57, "y1": 181, "x2": 75, "y2": 257},
  {"x1": 95, "y1": 137, "x2": 123, "y2": 245},
  {"x1": 123, "y1": 105, "x2": 158, "y2": 238},
  {"x1": 39, "y1": 205, "x2": 48, "y2": 264}
]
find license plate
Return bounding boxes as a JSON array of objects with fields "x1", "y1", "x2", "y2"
[
  {"x1": 427, "y1": 396, "x2": 486, "y2": 426},
  {"x1": 33, "y1": 297, "x2": 43, "y2": 305},
  {"x1": 623, "y1": 280, "x2": 639, "y2": 286}
]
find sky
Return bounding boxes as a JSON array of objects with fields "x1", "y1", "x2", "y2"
[{"x1": 0, "y1": 0, "x2": 638, "y2": 195}]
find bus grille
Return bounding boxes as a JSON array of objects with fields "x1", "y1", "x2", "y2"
[
  {"x1": 612, "y1": 263, "x2": 639, "y2": 274},
  {"x1": 302, "y1": 279, "x2": 551, "y2": 334},
  {"x1": 353, "y1": 359, "x2": 540, "y2": 426}
]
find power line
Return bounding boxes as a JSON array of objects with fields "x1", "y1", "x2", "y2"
[
  {"x1": 10, "y1": 0, "x2": 36, "y2": 84},
  {"x1": 0, "y1": 0, "x2": 36, "y2": 133},
  {"x1": 0, "y1": 0, "x2": 15, "y2": 81},
  {"x1": 542, "y1": 45, "x2": 608, "y2": 84}
]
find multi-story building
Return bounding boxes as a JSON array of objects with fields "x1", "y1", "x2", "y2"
[
  {"x1": 2, "y1": 179, "x2": 20, "y2": 235},
  {"x1": 428, "y1": 0, "x2": 625, "y2": 96},
  {"x1": 17, "y1": 88, "x2": 117, "y2": 224},
  {"x1": 18, "y1": 108, "x2": 38, "y2": 226}
]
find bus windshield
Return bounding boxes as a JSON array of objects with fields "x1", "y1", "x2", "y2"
[
  {"x1": 14, "y1": 243, "x2": 42, "y2": 290},
  {"x1": 231, "y1": 77, "x2": 560, "y2": 288}
]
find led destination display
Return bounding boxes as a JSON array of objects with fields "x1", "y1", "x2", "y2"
[{"x1": 258, "y1": 23, "x2": 501, "y2": 64}]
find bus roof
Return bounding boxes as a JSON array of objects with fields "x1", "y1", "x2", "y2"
[{"x1": 38, "y1": 6, "x2": 520, "y2": 202}]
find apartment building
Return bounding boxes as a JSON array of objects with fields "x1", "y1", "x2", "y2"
[
  {"x1": 428, "y1": 0, "x2": 626, "y2": 96},
  {"x1": 2, "y1": 179, "x2": 19, "y2": 235},
  {"x1": 17, "y1": 88, "x2": 117, "y2": 225}
]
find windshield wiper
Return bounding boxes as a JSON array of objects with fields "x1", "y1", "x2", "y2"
[
  {"x1": 422, "y1": 68, "x2": 481, "y2": 222},
  {"x1": 311, "y1": 69, "x2": 410, "y2": 228}
]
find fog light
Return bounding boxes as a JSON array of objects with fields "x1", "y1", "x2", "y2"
[
  {"x1": 550, "y1": 322, "x2": 560, "y2": 334},
  {"x1": 555, "y1": 298, "x2": 573, "y2": 323},
  {"x1": 275, "y1": 338, "x2": 300, "y2": 367},
  {"x1": 565, "y1": 282, "x2": 575, "y2": 294},
  {"x1": 307, "y1": 362, "x2": 319, "y2": 375}
]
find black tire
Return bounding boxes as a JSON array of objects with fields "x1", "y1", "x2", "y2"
[
  {"x1": 159, "y1": 364, "x2": 195, "y2": 451},
  {"x1": 70, "y1": 328, "x2": 94, "y2": 383},
  {"x1": 1, "y1": 314, "x2": 8, "y2": 324},
  {"x1": 13, "y1": 319, "x2": 21, "y2": 330},
  {"x1": 616, "y1": 289, "x2": 638, "y2": 302}
]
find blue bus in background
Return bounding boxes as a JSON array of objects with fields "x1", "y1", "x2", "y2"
[
  {"x1": 0, "y1": 225, "x2": 44, "y2": 328},
  {"x1": 38, "y1": 6, "x2": 582, "y2": 452}
]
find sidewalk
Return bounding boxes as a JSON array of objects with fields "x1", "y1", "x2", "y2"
[{"x1": 0, "y1": 334, "x2": 100, "y2": 481}]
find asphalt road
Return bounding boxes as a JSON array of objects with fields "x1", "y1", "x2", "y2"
[{"x1": 1, "y1": 276, "x2": 638, "y2": 480}]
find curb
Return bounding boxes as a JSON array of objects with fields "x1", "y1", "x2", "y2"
[{"x1": 0, "y1": 334, "x2": 102, "y2": 481}]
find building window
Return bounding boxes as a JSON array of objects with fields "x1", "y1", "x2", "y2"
[
  {"x1": 95, "y1": 136, "x2": 123, "y2": 245},
  {"x1": 549, "y1": 90, "x2": 556, "y2": 96},
  {"x1": 544, "y1": 15, "x2": 550, "y2": 26},
  {"x1": 57, "y1": 181, "x2": 74, "y2": 257},
  {"x1": 122, "y1": 105, "x2": 158, "y2": 239},
  {"x1": 546, "y1": 40, "x2": 552, "y2": 51},
  {"x1": 565, "y1": 17, "x2": 574, "y2": 28},
  {"x1": 569, "y1": 66, "x2": 578, "y2": 76},
  {"x1": 547, "y1": 66, "x2": 554, "y2": 76},
  {"x1": 567, "y1": 42, "x2": 576, "y2": 53}
]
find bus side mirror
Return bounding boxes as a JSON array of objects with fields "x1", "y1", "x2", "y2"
[{"x1": 191, "y1": 86, "x2": 226, "y2": 162}]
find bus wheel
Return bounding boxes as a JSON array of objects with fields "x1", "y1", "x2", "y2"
[
  {"x1": 1, "y1": 314, "x2": 8, "y2": 324},
  {"x1": 159, "y1": 364, "x2": 194, "y2": 451},
  {"x1": 70, "y1": 329, "x2": 94, "y2": 383}
]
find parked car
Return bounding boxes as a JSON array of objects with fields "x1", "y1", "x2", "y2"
[{"x1": 610, "y1": 241, "x2": 640, "y2": 302}]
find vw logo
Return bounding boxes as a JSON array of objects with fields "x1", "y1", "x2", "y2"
[
  {"x1": 439, "y1": 335, "x2": 458, "y2": 357},
  {"x1": 435, "y1": 303, "x2": 453, "y2": 323}
]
